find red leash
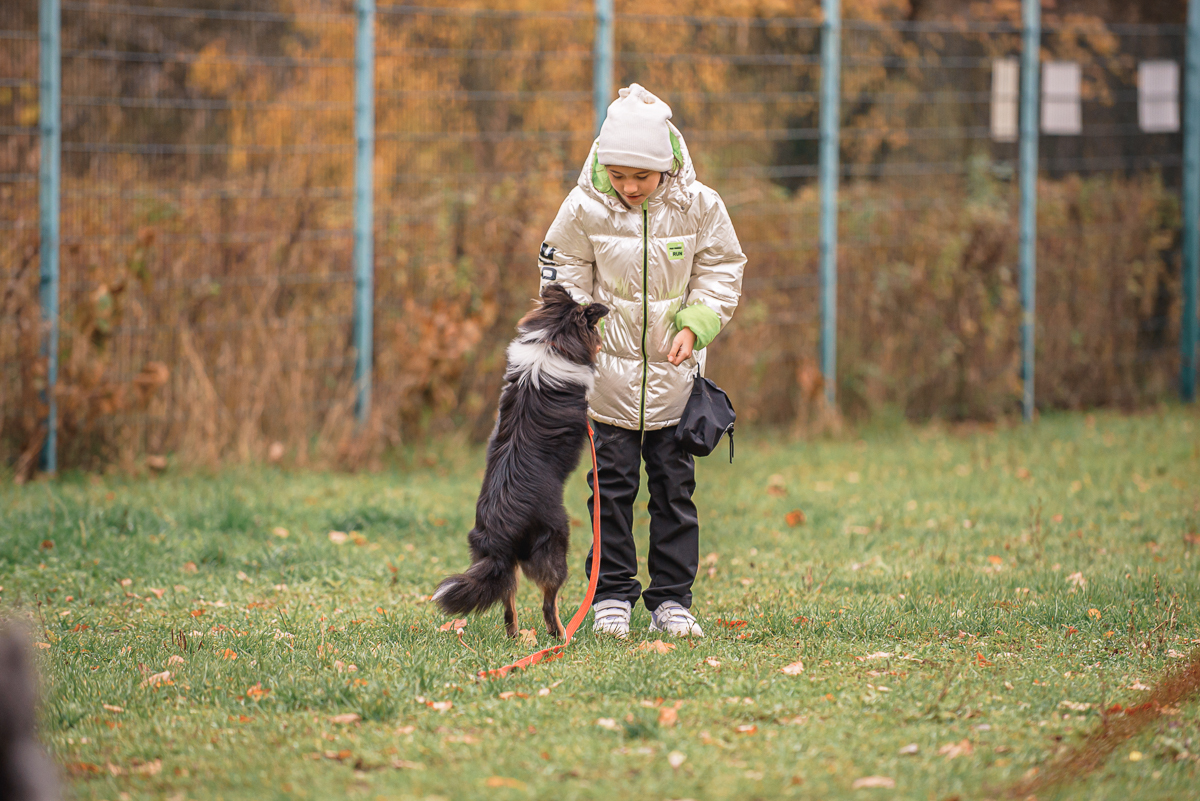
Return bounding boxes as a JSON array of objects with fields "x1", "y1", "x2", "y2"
[{"x1": 480, "y1": 422, "x2": 602, "y2": 679}]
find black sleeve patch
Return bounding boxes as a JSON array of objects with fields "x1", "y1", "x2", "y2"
[
  {"x1": 540, "y1": 266, "x2": 558, "y2": 280},
  {"x1": 538, "y1": 242, "x2": 557, "y2": 266}
]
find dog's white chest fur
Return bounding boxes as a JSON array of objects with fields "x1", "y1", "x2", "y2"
[{"x1": 506, "y1": 330, "x2": 595, "y2": 392}]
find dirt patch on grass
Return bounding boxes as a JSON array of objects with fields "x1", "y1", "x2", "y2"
[{"x1": 1005, "y1": 647, "x2": 1200, "y2": 798}]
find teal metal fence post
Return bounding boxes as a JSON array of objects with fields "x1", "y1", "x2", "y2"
[
  {"x1": 818, "y1": 0, "x2": 841, "y2": 405},
  {"x1": 1182, "y1": 0, "x2": 1200, "y2": 402},
  {"x1": 38, "y1": 0, "x2": 61, "y2": 473},
  {"x1": 352, "y1": 0, "x2": 375, "y2": 424},
  {"x1": 1018, "y1": 0, "x2": 1040, "y2": 421},
  {"x1": 593, "y1": 0, "x2": 613, "y2": 135}
]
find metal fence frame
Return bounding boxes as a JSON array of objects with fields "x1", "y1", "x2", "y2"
[{"x1": 22, "y1": 0, "x2": 1200, "y2": 471}]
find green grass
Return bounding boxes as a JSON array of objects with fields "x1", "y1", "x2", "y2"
[{"x1": 3, "y1": 408, "x2": 1199, "y2": 800}]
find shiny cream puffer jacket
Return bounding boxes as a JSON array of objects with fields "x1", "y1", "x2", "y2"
[{"x1": 538, "y1": 125, "x2": 746, "y2": 431}]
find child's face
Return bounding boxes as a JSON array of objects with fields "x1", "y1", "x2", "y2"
[{"x1": 604, "y1": 166, "x2": 662, "y2": 207}]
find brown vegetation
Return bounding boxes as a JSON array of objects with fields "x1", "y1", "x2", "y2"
[{"x1": 0, "y1": 0, "x2": 1189, "y2": 474}]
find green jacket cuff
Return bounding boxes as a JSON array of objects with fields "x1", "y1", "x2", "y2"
[{"x1": 675, "y1": 303, "x2": 722, "y2": 350}]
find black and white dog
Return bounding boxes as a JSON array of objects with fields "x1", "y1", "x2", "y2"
[{"x1": 433, "y1": 284, "x2": 608, "y2": 638}]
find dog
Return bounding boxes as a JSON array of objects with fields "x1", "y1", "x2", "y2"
[
  {"x1": 433, "y1": 283, "x2": 607, "y2": 638},
  {"x1": 0, "y1": 623, "x2": 60, "y2": 801}
]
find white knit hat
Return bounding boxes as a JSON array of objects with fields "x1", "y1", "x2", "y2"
[{"x1": 596, "y1": 84, "x2": 674, "y2": 171}]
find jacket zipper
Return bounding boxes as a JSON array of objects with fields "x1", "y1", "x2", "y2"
[{"x1": 639, "y1": 199, "x2": 649, "y2": 431}]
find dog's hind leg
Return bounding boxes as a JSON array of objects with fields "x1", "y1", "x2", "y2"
[
  {"x1": 502, "y1": 577, "x2": 519, "y2": 638},
  {"x1": 522, "y1": 519, "x2": 569, "y2": 640}
]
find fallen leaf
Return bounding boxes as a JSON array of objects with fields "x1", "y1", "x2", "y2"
[
  {"x1": 852, "y1": 776, "x2": 895, "y2": 789},
  {"x1": 221, "y1": 649, "x2": 237, "y2": 660},
  {"x1": 785, "y1": 510, "x2": 806, "y2": 527},
  {"x1": 102, "y1": 704, "x2": 124, "y2": 713},
  {"x1": 1088, "y1": 608, "x2": 1101, "y2": 620},
  {"x1": 658, "y1": 706, "x2": 679, "y2": 727},
  {"x1": 855, "y1": 652, "x2": 893, "y2": 661},
  {"x1": 636, "y1": 640, "x2": 675, "y2": 654},
  {"x1": 272, "y1": 527, "x2": 289, "y2": 538},
  {"x1": 189, "y1": 609, "x2": 205, "y2": 618},
  {"x1": 519, "y1": 628, "x2": 538, "y2": 646},
  {"x1": 429, "y1": 701, "x2": 452, "y2": 712},
  {"x1": 596, "y1": 718, "x2": 619, "y2": 730},
  {"x1": 328, "y1": 530, "x2": 348, "y2": 544},
  {"x1": 717, "y1": 619, "x2": 748, "y2": 629},
  {"x1": 394, "y1": 725, "x2": 416, "y2": 735},
  {"x1": 1129, "y1": 751, "x2": 1143, "y2": 762},
  {"x1": 245, "y1": 683, "x2": 268, "y2": 700},
  {"x1": 938, "y1": 739, "x2": 974, "y2": 759},
  {"x1": 392, "y1": 759, "x2": 425, "y2": 770},
  {"x1": 987, "y1": 555, "x2": 1003, "y2": 565},
  {"x1": 704, "y1": 657, "x2": 721, "y2": 668},
  {"x1": 1059, "y1": 700, "x2": 1091, "y2": 711},
  {"x1": 182, "y1": 562, "x2": 198, "y2": 573},
  {"x1": 537, "y1": 687, "x2": 551, "y2": 697},
  {"x1": 486, "y1": 777, "x2": 527, "y2": 790},
  {"x1": 975, "y1": 653, "x2": 993, "y2": 667},
  {"x1": 167, "y1": 655, "x2": 185, "y2": 666},
  {"x1": 667, "y1": 750, "x2": 687, "y2": 768},
  {"x1": 140, "y1": 670, "x2": 172, "y2": 688},
  {"x1": 898, "y1": 743, "x2": 919, "y2": 755},
  {"x1": 130, "y1": 759, "x2": 162, "y2": 776},
  {"x1": 439, "y1": 618, "x2": 467, "y2": 632},
  {"x1": 119, "y1": 578, "x2": 133, "y2": 587},
  {"x1": 329, "y1": 713, "x2": 361, "y2": 725},
  {"x1": 34, "y1": 642, "x2": 50, "y2": 650},
  {"x1": 734, "y1": 724, "x2": 758, "y2": 735},
  {"x1": 1066, "y1": 571, "x2": 1086, "y2": 589},
  {"x1": 780, "y1": 660, "x2": 805, "y2": 675}
]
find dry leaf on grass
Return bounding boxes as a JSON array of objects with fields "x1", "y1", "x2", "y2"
[
  {"x1": 855, "y1": 652, "x2": 893, "y2": 661},
  {"x1": 329, "y1": 713, "x2": 361, "y2": 725},
  {"x1": 519, "y1": 628, "x2": 538, "y2": 646},
  {"x1": 734, "y1": 724, "x2": 758, "y2": 735},
  {"x1": 272, "y1": 527, "x2": 289, "y2": 538},
  {"x1": 485, "y1": 777, "x2": 527, "y2": 790},
  {"x1": 785, "y1": 510, "x2": 806, "y2": 526},
  {"x1": 148, "y1": 587, "x2": 166, "y2": 599},
  {"x1": 704, "y1": 657, "x2": 721, "y2": 667},
  {"x1": 392, "y1": 759, "x2": 425, "y2": 770},
  {"x1": 637, "y1": 640, "x2": 675, "y2": 654},
  {"x1": 140, "y1": 670, "x2": 172, "y2": 688},
  {"x1": 167, "y1": 655, "x2": 185, "y2": 666},
  {"x1": 780, "y1": 660, "x2": 805, "y2": 675},
  {"x1": 851, "y1": 776, "x2": 895, "y2": 789},
  {"x1": 667, "y1": 750, "x2": 687, "y2": 768},
  {"x1": 657, "y1": 703, "x2": 682, "y2": 727},
  {"x1": 328, "y1": 530, "x2": 348, "y2": 544},
  {"x1": 439, "y1": 618, "x2": 467, "y2": 633},
  {"x1": 102, "y1": 704, "x2": 124, "y2": 713},
  {"x1": 596, "y1": 718, "x2": 619, "y2": 731},
  {"x1": 938, "y1": 739, "x2": 973, "y2": 759}
]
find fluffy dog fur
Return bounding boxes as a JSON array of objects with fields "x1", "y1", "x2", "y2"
[{"x1": 433, "y1": 284, "x2": 608, "y2": 638}]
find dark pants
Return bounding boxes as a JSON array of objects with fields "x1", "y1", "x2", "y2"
[{"x1": 584, "y1": 420, "x2": 699, "y2": 611}]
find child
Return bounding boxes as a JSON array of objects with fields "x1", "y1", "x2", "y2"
[{"x1": 538, "y1": 84, "x2": 745, "y2": 638}]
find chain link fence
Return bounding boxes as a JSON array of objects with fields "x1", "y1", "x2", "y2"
[{"x1": 1, "y1": 1, "x2": 1196, "y2": 473}]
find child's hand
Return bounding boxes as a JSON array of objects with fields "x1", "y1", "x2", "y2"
[{"x1": 668, "y1": 328, "x2": 696, "y2": 366}]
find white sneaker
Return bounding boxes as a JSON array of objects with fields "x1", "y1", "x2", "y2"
[
  {"x1": 592, "y1": 599, "x2": 631, "y2": 639},
  {"x1": 649, "y1": 601, "x2": 704, "y2": 638}
]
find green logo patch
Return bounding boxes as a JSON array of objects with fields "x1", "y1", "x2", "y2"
[{"x1": 667, "y1": 242, "x2": 685, "y2": 260}]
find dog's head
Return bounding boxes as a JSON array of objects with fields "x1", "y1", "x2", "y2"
[{"x1": 518, "y1": 284, "x2": 608, "y2": 366}]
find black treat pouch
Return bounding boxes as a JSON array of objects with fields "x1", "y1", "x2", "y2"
[{"x1": 673, "y1": 375, "x2": 736, "y2": 462}]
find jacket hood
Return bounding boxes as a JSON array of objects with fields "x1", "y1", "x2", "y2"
[{"x1": 577, "y1": 121, "x2": 698, "y2": 213}]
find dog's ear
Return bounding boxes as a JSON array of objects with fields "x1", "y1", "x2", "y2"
[
  {"x1": 583, "y1": 303, "x2": 608, "y2": 324},
  {"x1": 540, "y1": 283, "x2": 572, "y2": 305}
]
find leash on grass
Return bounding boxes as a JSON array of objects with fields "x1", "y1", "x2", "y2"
[{"x1": 480, "y1": 421, "x2": 602, "y2": 680}]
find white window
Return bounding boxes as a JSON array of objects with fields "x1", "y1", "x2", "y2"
[
  {"x1": 991, "y1": 57, "x2": 1019, "y2": 142},
  {"x1": 1041, "y1": 61, "x2": 1082, "y2": 135},
  {"x1": 1138, "y1": 60, "x2": 1179, "y2": 133}
]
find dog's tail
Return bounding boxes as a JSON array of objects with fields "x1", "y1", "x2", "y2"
[{"x1": 432, "y1": 554, "x2": 516, "y2": 616}]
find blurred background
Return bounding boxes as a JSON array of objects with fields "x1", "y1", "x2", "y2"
[{"x1": 0, "y1": 0, "x2": 1195, "y2": 475}]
